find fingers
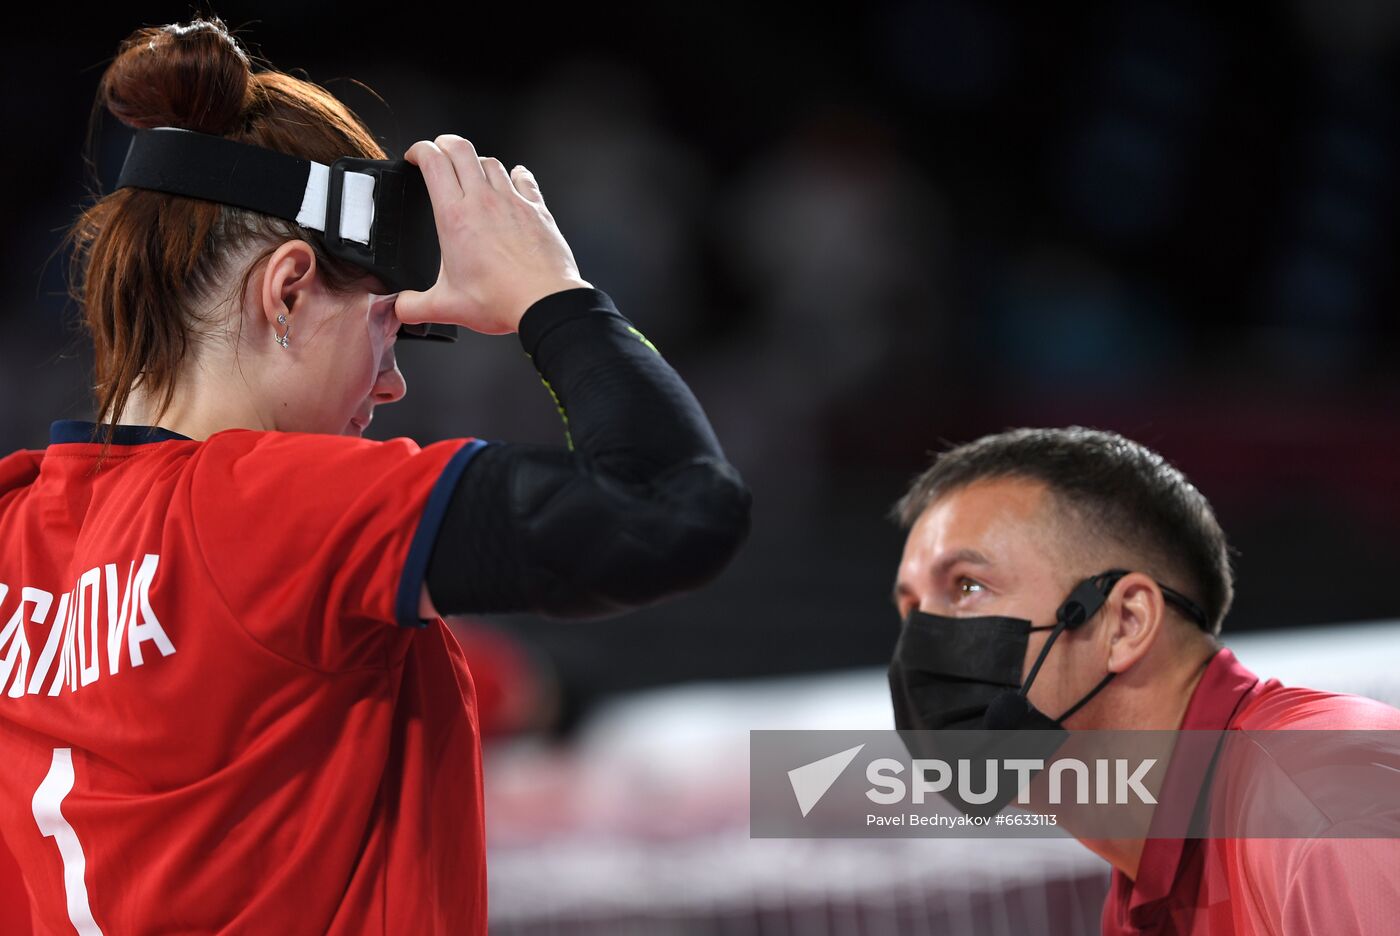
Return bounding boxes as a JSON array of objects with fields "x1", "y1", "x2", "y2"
[
  {"x1": 393, "y1": 287, "x2": 429, "y2": 325},
  {"x1": 405, "y1": 140, "x2": 465, "y2": 204},
  {"x1": 407, "y1": 134, "x2": 543, "y2": 209},
  {"x1": 393, "y1": 261, "x2": 444, "y2": 324},
  {"x1": 394, "y1": 139, "x2": 552, "y2": 334},
  {"x1": 511, "y1": 165, "x2": 544, "y2": 205},
  {"x1": 432, "y1": 134, "x2": 488, "y2": 190},
  {"x1": 485, "y1": 158, "x2": 546, "y2": 209},
  {"x1": 478, "y1": 155, "x2": 514, "y2": 193}
]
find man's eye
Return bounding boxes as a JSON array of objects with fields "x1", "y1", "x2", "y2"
[{"x1": 955, "y1": 577, "x2": 985, "y2": 598}]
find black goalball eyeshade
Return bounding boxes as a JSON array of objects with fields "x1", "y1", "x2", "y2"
[{"x1": 115, "y1": 127, "x2": 455, "y2": 342}]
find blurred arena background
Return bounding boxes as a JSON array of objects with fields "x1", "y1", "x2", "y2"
[{"x1": 4, "y1": 2, "x2": 1399, "y2": 932}]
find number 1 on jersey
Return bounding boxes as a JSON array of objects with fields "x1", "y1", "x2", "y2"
[{"x1": 32, "y1": 748, "x2": 104, "y2": 935}]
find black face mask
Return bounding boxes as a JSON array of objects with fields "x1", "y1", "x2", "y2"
[{"x1": 887, "y1": 569, "x2": 1209, "y2": 816}]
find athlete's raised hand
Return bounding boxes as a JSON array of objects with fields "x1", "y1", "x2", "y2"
[{"x1": 396, "y1": 134, "x2": 591, "y2": 335}]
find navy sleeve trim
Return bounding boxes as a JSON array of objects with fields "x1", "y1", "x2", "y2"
[
  {"x1": 49, "y1": 420, "x2": 193, "y2": 445},
  {"x1": 394, "y1": 438, "x2": 490, "y2": 628}
]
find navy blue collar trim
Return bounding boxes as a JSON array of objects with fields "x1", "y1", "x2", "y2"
[{"x1": 49, "y1": 420, "x2": 194, "y2": 446}]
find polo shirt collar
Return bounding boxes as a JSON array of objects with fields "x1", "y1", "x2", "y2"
[
  {"x1": 49, "y1": 420, "x2": 193, "y2": 446},
  {"x1": 1121, "y1": 646, "x2": 1265, "y2": 921}
]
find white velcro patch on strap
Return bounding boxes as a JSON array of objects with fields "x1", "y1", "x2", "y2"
[
  {"x1": 339, "y1": 171, "x2": 376, "y2": 245},
  {"x1": 296, "y1": 162, "x2": 329, "y2": 232},
  {"x1": 295, "y1": 163, "x2": 375, "y2": 245}
]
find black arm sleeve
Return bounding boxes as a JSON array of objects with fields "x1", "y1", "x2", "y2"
[{"x1": 424, "y1": 287, "x2": 752, "y2": 619}]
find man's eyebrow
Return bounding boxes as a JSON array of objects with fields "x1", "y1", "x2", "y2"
[
  {"x1": 891, "y1": 548, "x2": 992, "y2": 607},
  {"x1": 936, "y1": 548, "x2": 992, "y2": 574}
]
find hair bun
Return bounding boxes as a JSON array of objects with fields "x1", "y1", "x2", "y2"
[{"x1": 101, "y1": 16, "x2": 253, "y2": 135}]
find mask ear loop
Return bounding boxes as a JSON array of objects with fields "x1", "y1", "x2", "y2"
[
  {"x1": 1048, "y1": 571, "x2": 1129, "y2": 721},
  {"x1": 1018, "y1": 619, "x2": 1070, "y2": 699},
  {"x1": 1016, "y1": 573, "x2": 1123, "y2": 699},
  {"x1": 1053, "y1": 670, "x2": 1117, "y2": 723}
]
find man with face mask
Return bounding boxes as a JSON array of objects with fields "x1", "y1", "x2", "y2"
[{"x1": 886, "y1": 426, "x2": 1400, "y2": 935}]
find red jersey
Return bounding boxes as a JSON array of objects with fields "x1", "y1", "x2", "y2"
[
  {"x1": 1102, "y1": 646, "x2": 1400, "y2": 935},
  {"x1": 0, "y1": 421, "x2": 489, "y2": 935}
]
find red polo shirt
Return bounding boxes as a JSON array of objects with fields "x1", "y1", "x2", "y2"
[{"x1": 1102, "y1": 646, "x2": 1400, "y2": 935}]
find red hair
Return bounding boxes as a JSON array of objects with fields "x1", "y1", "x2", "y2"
[{"x1": 63, "y1": 15, "x2": 386, "y2": 446}]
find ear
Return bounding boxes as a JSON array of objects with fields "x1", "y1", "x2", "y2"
[
  {"x1": 1102, "y1": 571, "x2": 1167, "y2": 674},
  {"x1": 258, "y1": 240, "x2": 319, "y2": 332}
]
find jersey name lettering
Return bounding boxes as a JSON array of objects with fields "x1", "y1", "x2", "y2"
[{"x1": 0, "y1": 554, "x2": 175, "y2": 698}]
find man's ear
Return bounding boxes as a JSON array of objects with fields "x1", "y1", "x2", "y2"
[
  {"x1": 1103, "y1": 572, "x2": 1167, "y2": 674},
  {"x1": 258, "y1": 240, "x2": 319, "y2": 331}
]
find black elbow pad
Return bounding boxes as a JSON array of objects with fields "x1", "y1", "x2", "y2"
[
  {"x1": 426, "y1": 443, "x2": 751, "y2": 619},
  {"x1": 511, "y1": 450, "x2": 752, "y2": 618}
]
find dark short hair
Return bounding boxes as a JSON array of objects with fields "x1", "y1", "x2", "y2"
[{"x1": 891, "y1": 427, "x2": 1233, "y2": 635}]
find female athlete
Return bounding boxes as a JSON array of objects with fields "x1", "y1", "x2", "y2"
[{"x1": 0, "y1": 16, "x2": 750, "y2": 935}]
